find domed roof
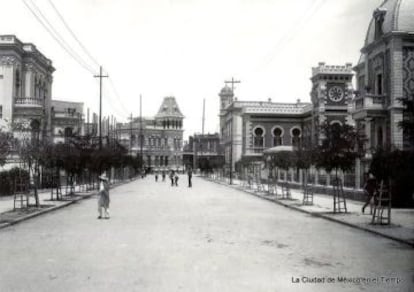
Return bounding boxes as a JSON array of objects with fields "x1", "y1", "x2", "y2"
[
  {"x1": 365, "y1": 0, "x2": 414, "y2": 46},
  {"x1": 219, "y1": 86, "x2": 233, "y2": 96}
]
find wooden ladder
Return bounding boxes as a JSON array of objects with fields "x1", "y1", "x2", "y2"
[
  {"x1": 50, "y1": 174, "x2": 62, "y2": 200},
  {"x1": 332, "y1": 178, "x2": 347, "y2": 213},
  {"x1": 372, "y1": 181, "x2": 391, "y2": 225},
  {"x1": 13, "y1": 175, "x2": 30, "y2": 210},
  {"x1": 303, "y1": 184, "x2": 314, "y2": 205}
]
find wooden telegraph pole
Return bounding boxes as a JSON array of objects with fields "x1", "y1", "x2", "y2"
[
  {"x1": 94, "y1": 66, "x2": 108, "y2": 149},
  {"x1": 224, "y1": 77, "x2": 240, "y2": 185}
]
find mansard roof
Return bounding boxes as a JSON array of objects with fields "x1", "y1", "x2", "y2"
[{"x1": 155, "y1": 96, "x2": 184, "y2": 119}]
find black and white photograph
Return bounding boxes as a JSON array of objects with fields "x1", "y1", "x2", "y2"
[{"x1": 0, "y1": 0, "x2": 413, "y2": 291}]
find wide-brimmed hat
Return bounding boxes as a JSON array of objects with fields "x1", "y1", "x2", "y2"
[{"x1": 99, "y1": 174, "x2": 108, "y2": 181}]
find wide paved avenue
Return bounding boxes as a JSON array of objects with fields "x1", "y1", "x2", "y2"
[{"x1": 0, "y1": 176, "x2": 413, "y2": 292}]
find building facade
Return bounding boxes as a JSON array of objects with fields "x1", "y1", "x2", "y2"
[
  {"x1": 51, "y1": 100, "x2": 84, "y2": 144},
  {"x1": 0, "y1": 35, "x2": 54, "y2": 141},
  {"x1": 115, "y1": 96, "x2": 184, "y2": 170},
  {"x1": 219, "y1": 63, "x2": 353, "y2": 169},
  {"x1": 219, "y1": 0, "x2": 414, "y2": 190},
  {"x1": 353, "y1": 0, "x2": 414, "y2": 153},
  {"x1": 182, "y1": 133, "x2": 224, "y2": 170}
]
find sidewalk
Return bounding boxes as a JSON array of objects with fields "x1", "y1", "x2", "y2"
[
  {"x1": 0, "y1": 178, "x2": 136, "y2": 229},
  {"x1": 204, "y1": 176, "x2": 414, "y2": 248}
]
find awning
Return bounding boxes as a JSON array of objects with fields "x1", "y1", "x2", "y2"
[{"x1": 263, "y1": 145, "x2": 294, "y2": 154}]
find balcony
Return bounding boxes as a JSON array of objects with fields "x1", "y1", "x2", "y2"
[
  {"x1": 52, "y1": 112, "x2": 82, "y2": 119},
  {"x1": 14, "y1": 97, "x2": 43, "y2": 107},
  {"x1": 353, "y1": 93, "x2": 387, "y2": 119}
]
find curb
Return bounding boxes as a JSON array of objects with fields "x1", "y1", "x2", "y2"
[
  {"x1": 0, "y1": 178, "x2": 139, "y2": 230},
  {"x1": 205, "y1": 178, "x2": 414, "y2": 248}
]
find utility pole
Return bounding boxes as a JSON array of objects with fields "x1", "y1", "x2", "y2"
[
  {"x1": 94, "y1": 66, "x2": 109, "y2": 149},
  {"x1": 129, "y1": 113, "x2": 133, "y2": 155},
  {"x1": 202, "y1": 98, "x2": 205, "y2": 135},
  {"x1": 224, "y1": 78, "x2": 241, "y2": 185},
  {"x1": 139, "y1": 94, "x2": 144, "y2": 171}
]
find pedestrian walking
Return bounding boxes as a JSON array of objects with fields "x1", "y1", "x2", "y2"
[
  {"x1": 162, "y1": 170, "x2": 166, "y2": 182},
  {"x1": 187, "y1": 168, "x2": 193, "y2": 187},
  {"x1": 155, "y1": 172, "x2": 159, "y2": 182},
  {"x1": 170, "y1": 170, "x2": 175, "y2": 186},
  {"x1": 97, "y1": 173, "x2": 110, "y2": 219},
  {"x1": 174, "y1": 172, "x2": 179, "y2": 186},
  {"x1": 362, "y1": 172, "x2": 377, "y2": 214}
]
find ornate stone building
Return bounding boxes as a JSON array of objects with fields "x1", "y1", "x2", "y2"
[
  {"x1": 219, "y1": 63, "x2": 354, "y2": 170},
  {"x1": 0, "y1": 35, "x2": 54, "y2": 140},
  {"x1": 353, "y1": 0, "x2": 414, "y2": 153},
  {"x1": 115, "y1": 96, "x2": 184, "y2": 170}
]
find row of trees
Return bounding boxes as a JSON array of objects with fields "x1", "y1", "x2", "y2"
[
  {"x1": 0, "y1": 130, "x2": 143, "y2": 206},
  {"x1": 238, "y1": 111, "x2": 414, "y2": 211}
]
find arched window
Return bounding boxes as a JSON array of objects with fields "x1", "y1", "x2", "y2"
[
  {"x1": 272, "y1": 127, "x2": 283, "y2": 146},
  {"x1": 253, "y1": 127, "x2": 264, "y2": 149},
  {"x1": 291, "y1": 128, "x2": 301, "y2": 147}
]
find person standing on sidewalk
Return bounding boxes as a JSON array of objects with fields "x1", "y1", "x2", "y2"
[
  {"x1": 162, "y1": 170, "x2": 166, "y2": 182},
  {"x1": 174, "y1": 171, "x2": 179, "y2": 186},
  {"x1": 170, "y1": 170, "x2": 175, "y2": 186},
  {"x1": 97, "y1": 173, "x2": 110, "y2": 219},
  {"x1": 187, "y1": 168, "x2": 193, "y2": 187},
  {"x1": 362, "y1": 172, "x2": 377, "y2": 214},
  {"x1": 155, "y1": 172, "x2": 159, "y2": 182}
]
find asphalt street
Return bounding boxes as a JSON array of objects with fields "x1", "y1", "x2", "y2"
[{"x1": 0, "y1": 176, "x2": 413, "y2": 292}]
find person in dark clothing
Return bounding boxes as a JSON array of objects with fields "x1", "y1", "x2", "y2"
[
  {"x1": 170, "y1": 170, "x2": 175, "y2": 186},
  {"x1": 174, "y1": 172, "x2": 179, "y2": 186},
  {"x1": 155, "y1": 172, "x2": 158, "y2": 182},
  {"x1": 362, "y1": 172, "x2": 377, "y2": 214},
  {"x1": 187, "y1": 168, "x2": 193, "y2": 187},
  {"x1": 162, "y1": 170, "x2": 166, "y2": 182}
]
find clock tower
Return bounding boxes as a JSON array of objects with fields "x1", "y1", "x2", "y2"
[{"x1": 310, "y1": 62, "x2": 354, "y2": 144}]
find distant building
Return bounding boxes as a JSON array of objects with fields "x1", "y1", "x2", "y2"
[
  {"x1": 182, "y1": 133, "x2": 224, "y2": 170},
  {"x1": 51, "y1": 100, "x2": 84, "y2": 144},
  {"x1": 0, "y1": 35, "x2": 54, "y2": 141},
  {"x1": 219, "y1": 62, "x2": 353, "y2": 170},
  {"x1": 115, "y1": 96, "x2": 184, "y2": 170}
]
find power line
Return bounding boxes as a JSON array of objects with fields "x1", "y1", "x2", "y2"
[
  {"x1": 45, "y1": 0, "x2": 100, "y2": 68},
  {"x1": 22, "y1": 0, "x2": 97, "y2": 74},
  {"x1": 256, "y1": 0, "x2": 327, "y2": 70},
  {"x1": 107, "y1": 77, "x2": 133, "y2": 116}
]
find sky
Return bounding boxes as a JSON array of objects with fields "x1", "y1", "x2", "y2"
[{"x1": 1, "y1": 0, "x2": 381, "y2": 139}]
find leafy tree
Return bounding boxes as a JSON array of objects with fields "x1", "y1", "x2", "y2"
[
  {"x1": 314, "y1": 122, "x2": 362, "y2": 213},
  {"x1": 370, "y1": 147, "x2": 414, "y2": 207},
  {"x1": 0, "y1": 131, "x2": 9, "y2": 167}
]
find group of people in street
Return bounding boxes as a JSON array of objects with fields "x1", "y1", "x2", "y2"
[
  {"x1": 153, "y1": 168, "x2": 193, "y2": 188},
  {"x1": 96, "y1": 168, "x2": 194, "y2": 219}
]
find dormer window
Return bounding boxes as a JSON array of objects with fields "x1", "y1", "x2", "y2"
[{"x1": 373, "y1": 8, "x2": 386, "y2": 40}]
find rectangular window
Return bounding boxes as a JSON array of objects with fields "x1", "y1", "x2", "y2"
[{"x1": 376, "y1": 74, "x2": 383, "y2": 95}]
